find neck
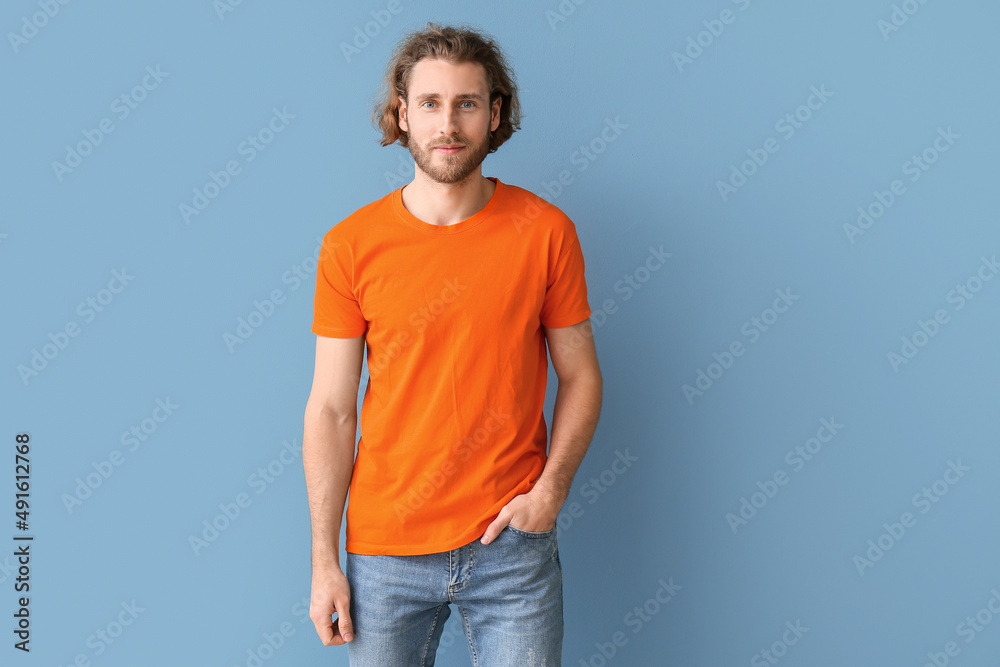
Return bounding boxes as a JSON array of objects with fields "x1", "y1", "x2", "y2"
[{"x1": 401, "y1": 168, "x2": 495, "y2": 226}]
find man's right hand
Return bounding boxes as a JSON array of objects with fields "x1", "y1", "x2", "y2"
[{"x1": 309, "y1": 566, "x2": 355, "y2": 645}]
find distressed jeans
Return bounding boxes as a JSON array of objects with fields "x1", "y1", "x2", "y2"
[{"x1": 345, "y1": 524, "x2": 563, "y2": 666}]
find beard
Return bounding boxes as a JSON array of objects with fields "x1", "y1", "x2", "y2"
[{"x1": 408, "y1": 130, "x2": 491, "y2": 185}]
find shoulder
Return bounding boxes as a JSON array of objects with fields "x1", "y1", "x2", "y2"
[
  {"x1": 319, "y1": 189, "x2": 396, "y2": 245},
  {"x1": 498, "y1": 181, "x2": 579, "y2": 237}
]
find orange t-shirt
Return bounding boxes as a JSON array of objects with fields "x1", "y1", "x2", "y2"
[{"x1": 311, "y1": 176, "x2": 591, "y2": 555}]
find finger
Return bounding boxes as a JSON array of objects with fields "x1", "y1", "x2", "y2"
[
  {"x1": 334, "y1": 599, "x2": 355, "y2": 643},
  {"x1": 330, "y1": 618, "x2": 345, "y2": 645},
  {"x1": 481, "y1": 518, "x2": 505, "y2": 544},
  {"x1": 311, "y1": 613, "x2": 335, "y2": 646}
]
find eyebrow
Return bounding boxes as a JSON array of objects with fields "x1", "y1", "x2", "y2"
[{"x1": 413, "y1": 93, "x2": 486, "y2": 102}]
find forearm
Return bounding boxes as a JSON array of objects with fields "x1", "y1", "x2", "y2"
[
  {"x1": 303, "y1": 405, "x2": 357, "y2": 571},
  {"x1": 532, "y1": 373, "x2": 603, "y2": 509}
]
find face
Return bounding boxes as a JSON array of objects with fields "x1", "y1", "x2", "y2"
[{"x1": 398, "y1": 58, "x2": 501, "y2": 185}]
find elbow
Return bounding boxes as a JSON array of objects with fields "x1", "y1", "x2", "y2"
[
  {"x1": 559, "y1": 369, "x2": 603, "y2": 412},
  {"x1": 304, "y1": 401, "x2": 357, "y2": 427},
  {"x1": 559, "y1": 363, "x2": 603, "y2": 391}
]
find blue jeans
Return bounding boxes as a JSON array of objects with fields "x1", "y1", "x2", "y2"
[{"x1": 345, "y1": 524, "x2": 564, "y2": 666}]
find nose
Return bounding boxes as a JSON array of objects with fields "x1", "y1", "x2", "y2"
[{"x1": 439, "y1": 104, "x2": 461, "y2": 137}]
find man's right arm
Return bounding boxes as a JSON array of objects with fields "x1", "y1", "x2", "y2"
[{"x1": 303, "y1": 333, "x2": 365, "y2": 645}]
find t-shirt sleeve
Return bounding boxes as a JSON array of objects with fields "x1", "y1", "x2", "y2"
[
  {"x1": 539, "y1": 220, "x2": 592, "y2": 328},
  {"x1": 312, "y1": 231, "x2": 368, "y2": 338}
]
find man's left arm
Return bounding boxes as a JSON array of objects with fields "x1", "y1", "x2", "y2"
[{"x1": 481, "y1": 318, "x2": 603, "y2": 543}]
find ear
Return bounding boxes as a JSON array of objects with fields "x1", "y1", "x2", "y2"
[
  {"x1": 397, "y1": 95, "x2": 409, "y2": 133},
  {"x1": 490, "y1": 95, "x2": 501, "y2": 133}
]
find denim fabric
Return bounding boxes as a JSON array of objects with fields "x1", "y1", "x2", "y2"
[{"x1": 345, "y1": 524, "x2": 563, "y2": 666}]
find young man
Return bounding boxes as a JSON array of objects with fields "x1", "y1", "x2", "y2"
[{"x1": 303, "y1": 22, "x2": 602, "y2": 666}]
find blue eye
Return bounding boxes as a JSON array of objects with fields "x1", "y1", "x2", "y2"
[{"x1": 418, "y1": 101, "x2": 475, "y2": 109}]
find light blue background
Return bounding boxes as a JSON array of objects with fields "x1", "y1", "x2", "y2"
[{"x1": 3, "y1": 1, "x2": 999, "y2": 665}]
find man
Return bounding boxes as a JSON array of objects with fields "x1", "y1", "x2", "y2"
[{"x1": 303, "y1": 22, "x2": 602, "y2": 666}]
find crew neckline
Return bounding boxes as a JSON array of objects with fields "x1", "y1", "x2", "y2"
[{"x1": 392, "y1": 176, "x2": 504, "y2": 235}]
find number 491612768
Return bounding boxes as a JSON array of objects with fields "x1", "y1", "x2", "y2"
[{"x1": 15, "y1": 433, "x2": 30, "y2": 529}]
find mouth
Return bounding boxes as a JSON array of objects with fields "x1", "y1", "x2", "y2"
[{"x1": 435, "y1": 145, "x2": 465, "y2": 154}]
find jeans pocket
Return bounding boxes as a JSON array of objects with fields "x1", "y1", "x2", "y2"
[{"x1": 505, "y1": 524, "x2": 555, "y2": 538}]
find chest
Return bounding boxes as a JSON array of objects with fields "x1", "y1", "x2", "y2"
[{"x1": 354, "y1": 235, "x2": 547, "y2": 341}]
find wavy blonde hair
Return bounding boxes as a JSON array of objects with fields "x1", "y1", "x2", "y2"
[{"x1": 372, "y1": 22, "x2": 521, "y2": 154}]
